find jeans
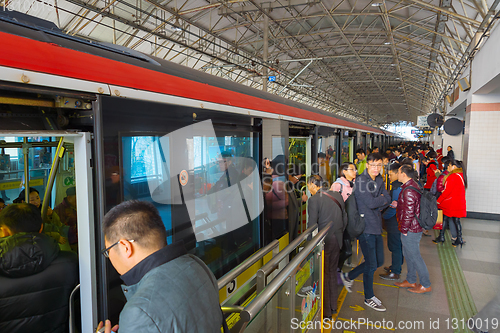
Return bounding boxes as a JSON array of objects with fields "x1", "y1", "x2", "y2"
[
  {"x1": 387, "y1": 231, "x2": 404, "y2": 275},
  {"x1": 401, "y1": 232, "x2": 431, "y2": 288},
  {"x1": 348, "y1": 233, "x2": 384, "y2": 299}
]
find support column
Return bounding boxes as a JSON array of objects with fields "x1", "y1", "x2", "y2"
[{"x1": 262, "y1": 13, "x2": 268, "y2": 92}]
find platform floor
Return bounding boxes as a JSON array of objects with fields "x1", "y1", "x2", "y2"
[{"x1": 326, "y1": 218, "x2": 500, "y2": 333}]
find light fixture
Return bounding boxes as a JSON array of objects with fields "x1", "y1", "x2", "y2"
[
  {"x1": 391, "y1": 64, "x2": 396, "y2": 66},
  {"x1": 395, "y1": 77, "x2": 400, "y2": 80},
  {"x1": 384, "y1": 41, "x2": 391, "y2": 45},
  {"x1": 171, "y1": 25, "x2": 183, "y2": 32},
  {"x1": 371, "y1": 2, "x2": 383, "y2": 6}
]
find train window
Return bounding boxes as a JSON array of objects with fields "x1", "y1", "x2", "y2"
[
  {"x1": 341, "y1": 136, "x2": 352, "y2": 164},
  {"x1": 316, "y1": 135, "x2": 338, "y2": 186},
  {"x1": 120, "y1": 133, "x2": 261, "y2": 278},
  {"x1": 0, "y1": 136, "x2": 78, "y2": 252}
]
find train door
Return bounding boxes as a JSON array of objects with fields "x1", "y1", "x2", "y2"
[
  {"x1": 289, "y1": 136, "x2": 310, "y2": 234},
  {"x1": 316, "y1": 132, "x2": 339, "y2": 186},
  {"x1": 0, "y1": 132, "x2": 97, "y2": 333}
]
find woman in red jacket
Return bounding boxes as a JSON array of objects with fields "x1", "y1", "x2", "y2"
[{"x1": 437, "y1": 160, "x2": 467, "y2": 247}]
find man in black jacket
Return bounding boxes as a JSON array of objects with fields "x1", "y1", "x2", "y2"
[
  {"x1": 340, "y1": 153, "x2": 391, "y2": 312},
  {"x1": 306, "y1": 175, "x2": 347, "y2": 318},
  {"x1": 0, "y1": 203, "x2": 79, "y2": 333}
]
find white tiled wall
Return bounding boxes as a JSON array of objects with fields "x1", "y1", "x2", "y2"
[{"x1": 466, "y1": 110, "x2": 500, "y2": 214}]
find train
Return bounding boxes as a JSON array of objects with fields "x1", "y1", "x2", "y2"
[{"x1": 0, "y1": 10, "x2": 401, "y2": 332}]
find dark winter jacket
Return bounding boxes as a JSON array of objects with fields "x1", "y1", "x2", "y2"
[
  {"x1": 397, "y1": 179, "x2": 423, "y2": 234},
  {"x1": 307, "y1": 189, "x2": 347, "y2": 247},
  {"x1": 0, "y1": 233, "x2": 78, "y2": 333},
  {"x1": 354, "y1": 170, "x2": 391, "y2": 235}
]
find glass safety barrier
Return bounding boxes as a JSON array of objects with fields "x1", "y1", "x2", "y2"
[{"x1": 238, "y1": 222, "x2": 331, "y2": 333}]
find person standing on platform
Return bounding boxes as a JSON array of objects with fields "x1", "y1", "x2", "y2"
[
  {"x1": 393, "y1": 148, "x2": 403, "y2": 162},
  {"x1": 330, "y1": 162, "x2": 356, "y2": 269},
  {"x1": 340, "y1": 153, "x2": 391, "y2": 312},
  {"x1": 395, "y1": 165, "x2": 432, "y2": 294},
  {"x1": 437, "y1": 160, "x2": 467, "y2": 247},
  {"x1": 354, "y1": 148, "x2": 367, "y2": 174},
  {"x1": 422, "y1": 153, "x2": 439, "y2": 191},
  {"x1": 265, "y1": 155, "x2": 289, "y2": 240},
  {"x1": 380, "y1": 162, "x2": 403, "y2": 281},
  {"x1": 446, "y1": 146, "x2": 455, "y2": 160},
  {"x1": 433, "y1": 157, "x2": 457, "y2": 244},
  {"x1": 305, "y1": 175, "x2": 346, "y2": 318}
]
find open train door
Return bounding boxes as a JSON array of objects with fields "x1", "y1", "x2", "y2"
[{"x1": 0, "y1": 131, "x2": 97, "y2": 333}]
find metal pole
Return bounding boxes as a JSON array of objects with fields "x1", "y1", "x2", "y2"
[
  {"x1": 41, "y1": 137, "x2": 65, "y2": 221},
  {"x1": 262, "y1": 12, "x2": 268, "y2": 92},
  {"x1": 23, "y1": 137, "x2": 30, "y2": 203},
  {"x1": 279, "y1": 60, "x2": 313, "y2": 94}
]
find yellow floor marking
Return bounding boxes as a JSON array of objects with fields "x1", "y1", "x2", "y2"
[
  {"x1": 356, "y1": 291, "x2": 364, "y2": 295},
  {"x1": 349, "y1": 305, "x2": 365, "y2": 311},
  {"x1": 337, "y1": 317, "x2": 395, "y2": 331},
  {"x1": 276, "y1": 306, "x2": 302, "y2": 313},
  {"x1": 353, "y1": 279, "x2": 399, "y2": 288}
]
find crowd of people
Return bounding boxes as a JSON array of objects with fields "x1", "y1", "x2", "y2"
[
  {"x1": 0, "y1": 140, "x2": 494, "y2": 333},
  {"x1": 304, "y1": 142, "x2": 469, "y2": 316}
]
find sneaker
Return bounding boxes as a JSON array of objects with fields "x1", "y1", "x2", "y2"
[
  {"x1": 364, "y1": 296, "x2": 386, "y2": 312},
  {"x1": 340, "y1": 272, "x2": 353, "y2": 293}
]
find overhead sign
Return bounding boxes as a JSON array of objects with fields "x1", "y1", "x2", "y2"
[
  {"x1": 268, "y1": 76, "x2": 276, "y2": 82},
  {"x1": 423, "y1": 130, "x2": 433, "y2": 134},
  {"x1": 416, "y1": 116, "x2": 428, "y2": 128},
  {"x1": 411, "y1": 130, "x2": 423, "y2": 134}
]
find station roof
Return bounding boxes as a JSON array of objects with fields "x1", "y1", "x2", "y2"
[{"x1": 7, "y1": 0, "x2": 498, "y2": 125}]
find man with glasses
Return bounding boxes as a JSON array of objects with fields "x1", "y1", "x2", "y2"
[
  {"x1": 340, "y1": 153, "x2": 391, "y2": 312},
  {"x1": 97, "y1": 200, "x2": 223, "y2": 333}
]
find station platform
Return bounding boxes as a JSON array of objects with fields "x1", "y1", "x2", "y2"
[{"x1": 327, "y1": 218, "x2": 500, "y2": 333}]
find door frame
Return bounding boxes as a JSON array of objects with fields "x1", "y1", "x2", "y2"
[{"x1": 0, "y1": 131, "x2": 98, "y2": 333}]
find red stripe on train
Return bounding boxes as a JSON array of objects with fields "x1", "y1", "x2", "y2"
[{"x1": 0, "y1": 32, "x2": 381, "y2": 133}]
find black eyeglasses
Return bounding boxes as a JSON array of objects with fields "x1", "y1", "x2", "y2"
[{"x1": 102, "y1": 239, "x2": 134, "y2": 258}]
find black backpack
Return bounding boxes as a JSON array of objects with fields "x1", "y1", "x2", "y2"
[
  {"x1": 333, "y1": 182, "x2": 364, "y2": 239},
  {"x1": 345, "y1": 189, "x2": 365, "y2": 238},
  {"x1": 405, "y1": 186, "x2": 438, "y2": 230}
]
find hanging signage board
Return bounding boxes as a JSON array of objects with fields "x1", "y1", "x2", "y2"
[{"x1": 416, "y1": 116, "x2": 428, "y2": 128}]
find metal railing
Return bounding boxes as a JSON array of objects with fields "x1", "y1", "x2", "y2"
[
  {"x1": 256, "y1": 224, "x2": 317, "y2": 293},
  {"x1": 238, "y1": 222, "x2": 332, "y2": 331},
  {"x1": 218, "y1": 239, "x2": 280, "y2": 291}
]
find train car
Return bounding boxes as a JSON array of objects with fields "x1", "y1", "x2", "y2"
[{"x1": 0, "y1": 11, "x2": 394, "y2": 332}]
